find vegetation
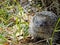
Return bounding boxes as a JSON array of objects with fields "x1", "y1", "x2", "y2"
[
  {"x1": 50, "y1": 18, "x2": 60, "y2": 45},
  {"x1": 0, "y1": 0, "x2": 29, "y2": 45},
  {"x1": 0, "y1": 0, "x2": 60, "y2": 45}
]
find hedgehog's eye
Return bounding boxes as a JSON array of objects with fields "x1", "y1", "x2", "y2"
[
  {"x1": 36, "y1": 21, "x2": 39, "y2": 24},
  {"x1": 44, "y1": 21, "x2": 47, "y2": 24}
]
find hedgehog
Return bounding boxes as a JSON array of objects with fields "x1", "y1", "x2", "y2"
[{"x1": 28, "y1": 11, "x2": 58, "y2": 45}]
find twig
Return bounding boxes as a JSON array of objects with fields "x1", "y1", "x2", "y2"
[{"x1": 33, "y1": 38, "x2": 51, "y2": 44}]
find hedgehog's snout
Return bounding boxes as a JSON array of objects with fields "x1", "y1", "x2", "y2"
[
  {"x1": 35, "y1": 20, "x2": 47, "y2": 27},
  {"x1": 40, "y1": 21, "x2": 47, "y2": 27}
]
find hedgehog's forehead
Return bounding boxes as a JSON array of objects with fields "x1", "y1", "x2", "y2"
[
  {"x1": 34, "y1": 15, "x2": 46, "y2": 21},
  {"x1": 36, "y1": 11, "x2": 52, "y2": 17},
  {"x1": 36, "y1": 11, "x2": 57, "y2": 18},
  {"x1": 35, "y1": 13, "x2": 53, "y2": 20}
]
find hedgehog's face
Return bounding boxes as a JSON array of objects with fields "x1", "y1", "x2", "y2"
[
  {"x1": 33, "y1": 15, "x2": 53, "y2": 28},
  {"x1": 33, "y1": 15, "x2": 46, "y2": 27}
]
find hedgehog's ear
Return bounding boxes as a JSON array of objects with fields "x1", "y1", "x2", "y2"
[
  {"x1": 51, "y1": 16, "x2": 58, "y2": 26},
  {"x1": 54, "y1": 16, "x2": 58, "y2": 22}
]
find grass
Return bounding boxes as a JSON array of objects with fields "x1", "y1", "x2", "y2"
[
  {"x1": 0, "y1": 0, "x2": 60, "y2": 45},
  {"x1": 50, "y1": 18, "x2": 60, "y2": 45}
]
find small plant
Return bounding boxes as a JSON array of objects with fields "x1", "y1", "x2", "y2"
[
  {"x1": 0, "y1": 0, "x2": 29, "y2": 45},
  {"x1": 50, "y1": 18, "x2": 60, "y2": 45}
]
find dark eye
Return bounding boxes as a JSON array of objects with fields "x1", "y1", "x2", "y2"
[
  {"x1": 36, "y1": 21, "x2": 39, "y2": 24},
  {"x1": 44, "y1": 21, "x2": 47, "y2": 24}
]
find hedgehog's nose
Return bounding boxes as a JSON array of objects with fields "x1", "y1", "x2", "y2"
[
  {"x1": 40, "y1": 24, "x2": 43, "y2": 27},
  {"x1": 40, "y1": 21, "x2": 47, "y2": 27}
]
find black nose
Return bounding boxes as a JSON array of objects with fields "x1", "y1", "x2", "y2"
[
  {"x1": 40, "y1": 21, "x2": 47, "y2": 26},
  {"x1": 40, "y1": 24, "x2": 43, "y2": 26}
]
